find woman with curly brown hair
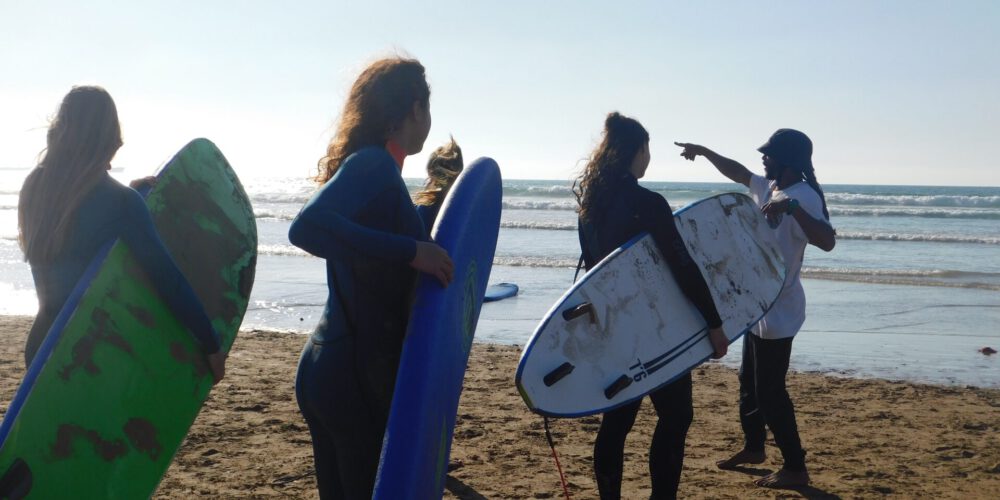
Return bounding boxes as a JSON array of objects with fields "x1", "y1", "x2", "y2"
[
  {"x1": 575, "y1": 112, "x2": 728, "y2": 500},
  {"x1": 287, "y1": 56, "x2": 453, "y2": 499}
]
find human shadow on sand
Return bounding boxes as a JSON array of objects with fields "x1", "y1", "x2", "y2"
[
  {"x1": 725, "y1": 466, "x2": 842, "y2": 499},
  {"x1": 725, "y1": 464, "x2": 771, "y2": 476},
  {"x1": 445, "y1": 475, "x2": 488, "y2": 500},
  {"x1": 787, "y1": 485, "x2": 843, "y2": 499}
]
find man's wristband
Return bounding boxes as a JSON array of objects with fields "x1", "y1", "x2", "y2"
[{"x1": 786, "y1": 199, "x2": 799, "y2": 215}]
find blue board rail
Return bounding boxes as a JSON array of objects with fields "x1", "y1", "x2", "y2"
[{"x1": 373, "y1": 158, "x2": 503, "y2": 499}]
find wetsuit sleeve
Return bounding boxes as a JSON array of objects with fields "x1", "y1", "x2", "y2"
[
  {"x1": 120, "y1": 189, "x2": 220, "y2": 354},
  {"x1": 288, "y1": 150, "x2": 418, "y2": 263},
  {"x1": 415, "y1": 203, "x2": 437, "y2": 237},
  {"x1": 637, "y1": 192, "x2": 724, "y2": 329}
]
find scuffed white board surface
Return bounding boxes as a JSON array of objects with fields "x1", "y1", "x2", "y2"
[{"x1": 517, "y1": 193, "x2": 784, "y2": 417}]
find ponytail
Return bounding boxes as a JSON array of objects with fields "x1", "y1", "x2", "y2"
[
  {"x1": 414, "y1": 136, "x2": 463, "y2": 206},
  {"x1": 574, "y1": 112, "x2": 649, "y2": 221}
]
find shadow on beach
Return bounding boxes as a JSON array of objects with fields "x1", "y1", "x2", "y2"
[{"x1": 446, "y1": 475, "x2": 489, "y2": 500}]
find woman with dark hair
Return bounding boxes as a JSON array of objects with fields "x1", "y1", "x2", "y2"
[
  {"x1": 575, "y1": 112, "x2": 728, "y2": 500},
  {"x1": 18, "y1": 85, "x2": 225, "y2": 380},
  {"x1": 287, "y1": 56, "x2": 453, "y2": 498},
  {"x1": 676, "y1": 129, "x2": 835, "y2": 488},
  {"x1": 413, "y1": 135, "x2": 463, "y2": 233}
]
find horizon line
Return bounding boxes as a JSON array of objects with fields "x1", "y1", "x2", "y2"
[{"x1": 1, "y1": 166, "x2": 996, "y2": 189}]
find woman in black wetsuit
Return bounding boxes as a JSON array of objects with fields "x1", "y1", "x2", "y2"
[
  {"x1": 17, "y1": 85, "x2": 225, "y2": 382},
  {"x1": 287, "y1": 57, "x2": 454, "y2": 499},
  {"x1": 574, "y1": 112, "x2": 728, "y2": 500}
]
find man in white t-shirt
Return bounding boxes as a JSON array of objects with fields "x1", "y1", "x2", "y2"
[{"x1": 675, "y1": 129, "x2": 836, "y2": 488}]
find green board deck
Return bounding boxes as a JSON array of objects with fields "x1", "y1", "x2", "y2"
[{"x1": 0, "y1": 138, "x2": 257, "y2": 498}]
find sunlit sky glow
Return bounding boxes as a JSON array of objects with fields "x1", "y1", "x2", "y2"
[{"x1": 1, "y1": 1, "x2": 997, "y2": 186}]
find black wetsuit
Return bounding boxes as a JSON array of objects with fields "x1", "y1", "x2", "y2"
[
  {"x1": 287, "y1": 147, "x2": 424, "y2": 499},
  {"x1": 415, "y1": 200, "x2": 443, "y2": 236},
  {"x1": 579, "y1": 172, "x2": 722, "y2": 500},
  {"x1": 24, "y1": 172, "x2": 219, "y2": 366}
]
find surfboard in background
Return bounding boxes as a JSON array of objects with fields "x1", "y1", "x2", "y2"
[
  {"x1": 0, "y1": 139, "x2": 257, "y2": 498},
  {"x1": 516, "y1": 193, "x2": 784, "y2": 417},
  {"x1": 484, "y1": 282, "x2": 519, "y2": 302},
  {"x1": 373, "y1": 158, "x2": 502, "y2": 499}
]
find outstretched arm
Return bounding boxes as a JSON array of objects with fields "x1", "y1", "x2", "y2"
[{"x1": 674, "y1": 142, "x2": 752, "y2": 187}]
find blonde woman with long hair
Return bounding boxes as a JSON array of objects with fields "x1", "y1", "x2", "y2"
[{"x1": 18, "y1": 86, "x2": 225, "y2": 381}]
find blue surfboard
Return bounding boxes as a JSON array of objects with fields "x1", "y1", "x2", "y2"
[
  {"x1": 373, "y1": 158, "x2": 502, "y2": 499},
  {"x1": 484, "y1": 282, "x2": 519, "y2": 302}
]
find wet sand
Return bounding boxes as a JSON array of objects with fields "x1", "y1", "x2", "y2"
[{"x1": 1, "y1": 315, "x2": 998, "y2": 498}]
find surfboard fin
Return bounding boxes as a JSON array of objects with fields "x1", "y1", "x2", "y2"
[
  {"x1": 543, "y1": 362, "x2": 575, "y2": 386},
  {"x1": 562, "y1": 302, "x2": 596, "y2": 324},
  {"x1": 604, "y1": 375, "x2": 633, "y2": 400},
  {"x1": 0, "y1": 458, "x2": 32, "y2": 499}
]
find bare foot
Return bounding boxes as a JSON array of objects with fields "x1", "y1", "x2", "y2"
[
  {"x1": 716, "y1": 449, "x2": 766, "y2": 470},
  {"x1": 754, "y1": 468, "x2": 810, "y2": 488}
]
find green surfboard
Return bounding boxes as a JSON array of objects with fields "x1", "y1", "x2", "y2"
[{"x1": 0, "y1": 139, "x2": 257, "y2": 498}]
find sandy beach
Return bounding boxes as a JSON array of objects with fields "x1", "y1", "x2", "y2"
[{"x1": 0, "y1": 315, "x2": 997, "y2": 499}]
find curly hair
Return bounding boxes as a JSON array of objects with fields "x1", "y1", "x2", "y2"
[
  {"x1": 314, "y1": 57, "x2": 430, "y2": 184},
  {"x1": 414, "y1": 136, "x2": 463, "y2": 207},
  {"x1": 573, "y1": 112, "x2": 649, "y2": 221}
]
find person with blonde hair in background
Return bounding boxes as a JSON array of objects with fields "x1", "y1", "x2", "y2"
[{"x1": 414, "y1": 136, "x2": 463, "y2": 233}]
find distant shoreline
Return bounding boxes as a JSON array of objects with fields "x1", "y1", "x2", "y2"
[{"x1": 2, "y1": 169, "x2": 984, "y2": 189}]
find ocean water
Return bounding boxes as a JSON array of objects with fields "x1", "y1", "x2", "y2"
[{"x1": 1, "y1": 169, "x2": 998, "y2": 388}]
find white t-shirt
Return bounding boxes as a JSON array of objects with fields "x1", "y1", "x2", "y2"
[{"x1": 748, "y1": 174, "x2": 829, "y2": 339}]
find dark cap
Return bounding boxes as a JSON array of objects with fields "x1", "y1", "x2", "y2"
[{"x1": 758, "y1": 129, "x2": 813, "y2": 172}]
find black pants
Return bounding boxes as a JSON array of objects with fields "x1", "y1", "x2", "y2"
[
  {"x1": 594, "y1": 374, "x2": 693, "y2": 500},
  {"x1": 738, "y1": 334, "x2": 806, "y2": 471},
  {"x1": 295, "y1": 335, "x2": 398, "y2": 499}
]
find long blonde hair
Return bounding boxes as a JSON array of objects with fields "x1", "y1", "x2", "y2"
[
  {"x1": 18, "y1": 86, "x2": 123, "y2": 263},
  {"x1": 414, "y1": 136, "x2": 463, "y2": 206},
  {"x1": 314, "y1": 57, "x2": 430, "y2": 184}
]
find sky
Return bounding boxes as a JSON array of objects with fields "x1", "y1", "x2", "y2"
[{"x1": 1, "y1": 0, "x2": 997, "y2": 186}]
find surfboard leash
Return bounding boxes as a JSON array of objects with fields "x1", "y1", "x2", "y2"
[
  {"x1": 544, "y1": 254, "x2": 581, "y2": 499},
  {"x1": 542, "y1": 416, "x2": 572, "y2": 500},
  {"x1": 572, "y1": 254, "x2": 584, "y2": 283}
]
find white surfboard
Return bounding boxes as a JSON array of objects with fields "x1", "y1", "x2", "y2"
[{"x1": 515, "y1": 193, "x2": 785, "y2": 417}]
